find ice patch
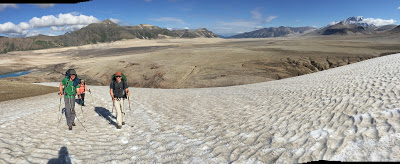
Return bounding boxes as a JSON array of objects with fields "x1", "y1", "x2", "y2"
[
  {"x1": 201, "y1": 145, "x2": 209, "y2": 150},
  {"x1": 309, "y1": 129, "x2": 328, "y2": 140},
  {"x1": 120, "y1": 137, "x2": 128, "y2": 144},
  {"x1": 131, "y1": 146, "x2": 139, "y2": 151}
]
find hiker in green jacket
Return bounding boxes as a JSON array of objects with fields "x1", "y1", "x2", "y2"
[{"x1": 59, "y1": 69, "x2": 81, "y2": 130}]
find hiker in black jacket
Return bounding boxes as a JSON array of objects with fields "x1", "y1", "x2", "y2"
[{"x1": 109, "y1": 72, "x2": 130, "y2": 129}]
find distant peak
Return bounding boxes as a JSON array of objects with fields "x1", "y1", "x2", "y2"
[
  {"x1": 195, "y1": 28, "x2": 208, "y2": 31},
  {"x1": 339, "y1": 16, "x2": 375, "y2": 27},
  {"x1": 139, "y1": 24, "x2": 155, "y2": 27},
  {"x1": 344, "y1": 16, "x2": 364, "y2": 22},
  {"x1": 101, "y1": 19, "x2": 117, "y2": 24}
]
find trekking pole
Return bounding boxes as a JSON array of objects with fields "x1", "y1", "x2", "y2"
[
  {"x1": 90, "y1": 90, "x2": 94, "y2": 107},
  {"x1": 75, "y1": 114, "x2": 87, "y2": 132},
  {"x1": 57, "y1": 93, "x2": 63, "y2": 128},
  {"x1": 128, "y1": 96, "x2": 131, "y2": 111},
  {"x1": 112, "y1": 101, "x2": 114, "y2": 113},
  {"x1": 69, "y1": 98, "x2": 87, "y2": 132},
  {"x1": 80, "y1": 98, "x2": 85, "y2": 122}
]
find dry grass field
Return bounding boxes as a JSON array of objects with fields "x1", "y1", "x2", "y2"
[{"x1": 0, "y1": 80, "x2": 58, "y2": 102}]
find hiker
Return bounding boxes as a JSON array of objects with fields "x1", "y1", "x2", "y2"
[
  {"x1": 59, "y1": 69, "x2": 80, "y2": 130},
  {"x1": 109, "y1": 72, "x2": 130, "y2": 129},
  {"x1": 78, "y1": 79, "x2": 91, "y2": 106}
]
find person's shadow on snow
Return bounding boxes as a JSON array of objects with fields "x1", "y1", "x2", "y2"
[
  {"x1": 94, "y1": 107, "x2": 117, "y2": 127},
  {"x1": 75, "y1": 99, "x2": 84, "y2": 106},
  {"x1": 48, "y1": 146, "x2": 71, "y2": 164}
]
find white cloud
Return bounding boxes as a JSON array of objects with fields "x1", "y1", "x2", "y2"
[
  {"x1": 0, "y1": 13, "x2": 100, "y2": 37},
  {"x1": 0, "y1": 22, "x2": 31, "y2": 35},
  {"x1": 251, "y1": 8, "x2": 277, "y2": 23},
  {"x1": 109, "y1": 18, "x2": 122, "y2": 24},
  {"x1": 29, "y1": 13, "x2": 100, "y2": 28},
  {"x1": 184, "y1": 27, "x2": 189, "y2": 29},
  {"x1": 34, "y1": 4, "x2": 55, "y2": 8},
  {"x1": 149, "y1": 17, "x2": 185, "y2": 24},
  {"x1": 217, "y1": 20, "x2": 257, "y2": 27},
  {"x1": 0, "y1": 4, "x2": 17, "y2": 11},
  {"x1": 0, "y1": 22, "x2": 19, "y2": 33},
  {"x1": 361, "y1": 18, "x2": 396, "y2": 26},
  {"x1": 251, "y1": 8, "x2": 263, "y2": 20},
  {"x1": 69, "y1": 11, "x2": 81, "y2": 16},
  {"x1": 265, "y1": 16, "x2": 277, "y2": 23},
  {"x1": 26, "y1": 30, "x2": 42, "y2": 37},
  {"x1": 18, "y1": 22, "x2": 31, "y2": 30},
  {"x1": 398, "y1": 6, "x2": 400, "y2": 10},
  {"x1": 212, "y1": 8, "x2": 277, "y2": 36}
]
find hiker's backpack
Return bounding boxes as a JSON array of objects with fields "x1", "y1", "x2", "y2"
[
  {"x1": 111, "y1": 73, "x2": 128, "y2": 98},
  {"x1": 63, "y1": 69, "x2": 80, "y2": 95}
]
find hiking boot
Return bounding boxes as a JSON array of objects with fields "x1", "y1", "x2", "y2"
[
  {"x1": 72, "y1": 122, "x2": 76, "y2": 126},
  {"x1": 69, "y1": 126, "x2": 72, "y2": 130},
  {"x1": 122, "y1": 122, "x2": 125, "y2": 125},
  {"x1": 117, "y1": 125, "x2": 122, "y2": 129}
]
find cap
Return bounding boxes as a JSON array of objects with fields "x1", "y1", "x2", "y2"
[
  {"x1": 69, "y1": 69, "x2": 76, "y2": 75},
  {"x1": 116, "y1": 72, "x2": 122, "y2": 76}
]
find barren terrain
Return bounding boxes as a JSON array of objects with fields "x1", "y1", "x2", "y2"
[{"x1": 2, "y1": 37, "x2": 400, "y2": 89}]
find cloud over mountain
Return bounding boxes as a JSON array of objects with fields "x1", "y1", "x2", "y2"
[
  {"x1": 329, "y1": 16, "x2": 396, "y2": 27},
  {"x1": 29, "y1": 13, "x2": 100, "y2": 28},
  {"x1": 0, "y1": 13, "x2": 101, "y2": 37},
  {"x1": 361, "y1": 18, "x2": 396, "y2": 26}
]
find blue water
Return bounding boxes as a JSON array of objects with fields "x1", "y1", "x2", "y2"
[{"x1": 0, "y1": 71, "x2": 31, "y2": 79}]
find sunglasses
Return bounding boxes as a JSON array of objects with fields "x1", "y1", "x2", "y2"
[
  {"x1": 116, "y1": 76, "x2": 122, "y2": 78},
  {"x1": 71, "y1": 74, "x2": 76, "y2": 76}
]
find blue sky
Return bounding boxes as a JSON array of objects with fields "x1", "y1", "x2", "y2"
[{"x1": 0, "y1": 0, "x2": 399, "y2": 37}]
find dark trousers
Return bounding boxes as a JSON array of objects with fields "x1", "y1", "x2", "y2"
[
  {"x1": 79, "y1": 94, "x2": 85, "y2": 105},
  {"x1": 64, "y1": 96, "x2": 76, "y2": 126}
]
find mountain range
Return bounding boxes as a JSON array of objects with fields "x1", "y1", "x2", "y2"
[
  {"x1": 0, "y1": 19, "x2": 218, "y2": 54},
  {"x1": 1, "y1": 17, "x2": 399, "y2": 54},
  {"x1": 229, "y1": 26, "x2": 316, "y2": 38},
  {"x1": 230, "y1": 16, "x2": 399, "y2": 38},
  {"x1": 306, "y1": 16, "x2": 398, "y2": 36}
]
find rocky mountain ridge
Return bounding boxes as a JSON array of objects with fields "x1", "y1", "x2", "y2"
[{"x1": 0, "y1": 19, "x2": 218, "y2": 54}]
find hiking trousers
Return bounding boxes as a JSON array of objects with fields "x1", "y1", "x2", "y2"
[
  {"x1": 114, "y1": 98, "x2": 126, "y2": 126},
  {"x1": 64, "y1": 96, "x2": 76, "y2": 126},
  {"x1": 79, "y1": 93, "x2": 85, "y2": 105}
]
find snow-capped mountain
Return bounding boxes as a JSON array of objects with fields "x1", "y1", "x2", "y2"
[{"x1": 340, "y1": 16, "x2": 375, "y2": 27}]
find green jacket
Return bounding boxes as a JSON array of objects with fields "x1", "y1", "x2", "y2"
[{"x1": 62, "y1": 77, "x2": 80, "y2": 98}]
